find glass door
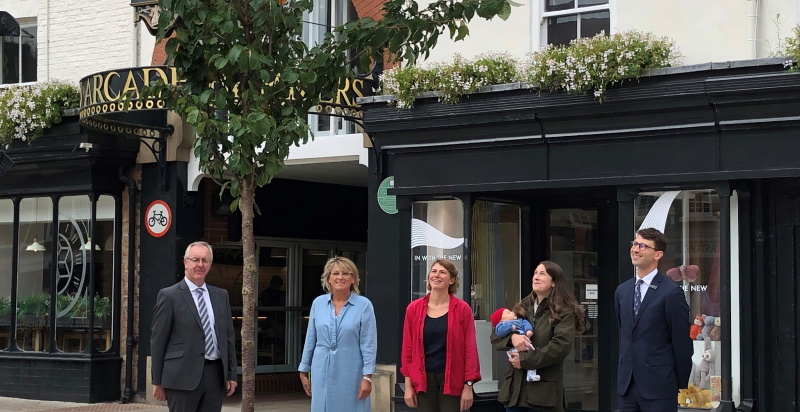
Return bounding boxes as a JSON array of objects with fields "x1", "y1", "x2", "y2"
[
  {"x1": 255, "y1": 244, "x2": 291, "y2": 373},
  {"x1": 548, "y1": 208, "x2": 599, "y2": 411},
  {"x1": 207, "y1": 240, "x2": 366, "y2": 374}
]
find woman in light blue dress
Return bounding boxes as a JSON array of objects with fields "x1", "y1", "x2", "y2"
[{"x1": 299, "y1": 256, "x2": 377, "y2": 412}]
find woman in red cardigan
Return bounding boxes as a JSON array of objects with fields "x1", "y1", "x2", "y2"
[{"x1": 401, "y1": 259, "x2": 481, "y2": 412}]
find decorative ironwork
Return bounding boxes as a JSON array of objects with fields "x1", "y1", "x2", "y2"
[{"x1": 132, "y1": 0, "x2": 179, "y2": 37}]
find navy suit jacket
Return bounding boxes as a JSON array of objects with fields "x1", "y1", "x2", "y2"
[{"x1": 615, "y1": 272, "x2": 692, "y2": 399}]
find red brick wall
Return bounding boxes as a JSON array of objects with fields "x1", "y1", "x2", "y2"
[
  {"x1": 354, "y1": 0, "x2": 386, "y2": 19},
  {"x1": 151, "y1": 38, "x2": 170, "y2": 65}
]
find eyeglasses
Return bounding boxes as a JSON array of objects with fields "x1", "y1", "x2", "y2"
[
  {"x1": 630, "y1": 241, "x2": 659, "y2": 252},
  {"x1": 186, "y1": 257, "x2": 211, "y2": 265}
]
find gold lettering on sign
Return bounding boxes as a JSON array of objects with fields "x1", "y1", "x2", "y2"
[
  {"x1": 104, "y1": 71, "x2": 120, "y2": 102},
  {"x1": 92, "y1": 74, "x2": 104, "y2": 106},
  {"x1": 122, "y1": 71, "x2": 140, "y2": 99}
]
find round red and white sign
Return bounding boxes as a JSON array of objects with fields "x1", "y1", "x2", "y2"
[{"x1": 145, "y1": 200, "x2": 172, "y2": 238}]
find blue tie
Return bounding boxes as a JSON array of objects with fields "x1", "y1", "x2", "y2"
[
  {"x1": 634, "y1": 279, "x2": 644, "y2": 316},
  {"x1": 196, "y1": 288, "x2": 215, "y2": 357}
]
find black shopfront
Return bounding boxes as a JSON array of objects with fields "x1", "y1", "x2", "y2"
[
  {"x1": 362, "y1": 59, "x2": 800, "y2": 411},
  {"x1": 0, "y1": 112, "x2": 138, "y2": 402}
]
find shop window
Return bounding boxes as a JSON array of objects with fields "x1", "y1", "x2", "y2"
[
  {"x1": 471, "y1": 200, "x2": 521, "y2": 393},
  {"x1": 0, "y1": 199, "x2": 13, "y2": 350},
  {"x1": 1, "y1": 23, "x2": 37, "y2": 85},
  {"x1": 541, "y1": 0, "x2": 610, "y2": 47},
  {"x1": 411, "y1": 199, "x2": 465, "y2": 301},
  {"x1": 52, "y1": 195, "x2": 115, "y2": 353},
  {"x1": 16, "y1": 197, "x2": 52, "y2": 352},
  {"x1": 635, "y1": 189, "x2": 736, "y2": 409},
  {"x1": 1, "y1": 195, "x2": 116, "y2": 354}
]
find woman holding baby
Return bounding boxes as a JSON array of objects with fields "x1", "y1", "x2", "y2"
[{"x1": 491, "y1": 261, "x2": 585, "y2": 412}]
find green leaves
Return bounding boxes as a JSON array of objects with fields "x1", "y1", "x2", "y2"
[{"x1": 147, "y1": 0, "x2": 517, "y2": 208}]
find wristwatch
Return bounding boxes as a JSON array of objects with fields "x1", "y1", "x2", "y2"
[
  {"x1": 363, "y1": 376, "x2": 373, "y2": 383},
  {"x1": 465, "y1": 380, "x2": 474, "y2": 387}
]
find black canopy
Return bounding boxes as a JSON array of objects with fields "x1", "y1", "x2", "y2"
[{"x1": 0, "y1": 11, "x2": 20, "y2": 36}]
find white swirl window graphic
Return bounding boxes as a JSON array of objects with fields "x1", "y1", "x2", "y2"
[{"x1": 411, "y1": 218, "x2": 465, "y2": 249}]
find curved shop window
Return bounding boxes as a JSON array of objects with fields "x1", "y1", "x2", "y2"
[
  {"x1": 0, "y1": 195, "x2": 116, "y2": 354},
  {"x1": 634, "y1": 189, "x2": 741, "y2": 408}
]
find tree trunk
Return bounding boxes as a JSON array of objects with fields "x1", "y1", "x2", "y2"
[{"x1": 239, "y1": 179, "x2": 257, "y2": 412}]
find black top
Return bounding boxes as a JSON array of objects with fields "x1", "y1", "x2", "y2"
[{"x1": 423, "y1": 313, "x2": 448, "y2": 372}]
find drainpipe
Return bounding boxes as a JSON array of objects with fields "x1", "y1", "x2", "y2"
[
  {"x1": 119, "y1": 167, "x2": 138, "y2": 402},
  {"x1": 748, "y1": 0, "x2": 759, "y2": 59}
]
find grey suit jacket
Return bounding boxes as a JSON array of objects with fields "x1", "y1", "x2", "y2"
[{"x1": 151, "y1": 279, "x2": 237, "y2": 390}]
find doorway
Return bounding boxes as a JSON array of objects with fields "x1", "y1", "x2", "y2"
[
  {"x1": 205, "y1": 238, "x2": 366, "y2": 374},
  {"x1": 547, "y1": 208, "x2": 600, "y2": 411}
]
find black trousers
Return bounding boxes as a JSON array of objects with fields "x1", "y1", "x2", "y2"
[
  {"x1": 416, "y1": 371, "x2": 461, "y2": 412},
  {"x1": 166, "y1": 359, "x2": 225, "y2": 412}
]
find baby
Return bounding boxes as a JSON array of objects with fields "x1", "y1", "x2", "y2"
[{"x1": 490, "y1": 308, "x2": 540, "y2": 382}]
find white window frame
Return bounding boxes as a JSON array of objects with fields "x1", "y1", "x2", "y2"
[
  {"x1": 303, "y1": 0, "x2": 356, "y2": 137},
  {"x1": 534, "y1": 0, "x2": 615, "y2": 49}
]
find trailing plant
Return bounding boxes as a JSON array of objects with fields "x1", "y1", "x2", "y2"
[
  {"x1": 0, "y1": 81, "x2": 80, "y2": 147},
  {"x1": 523, "y1": 31, "x2": 680, "y2": 99},
  {"x1": 381, "y1": 31, "x2": 680, "y2": 107},
  {"x1": 381, "y1": 52, "x2": 521, "y2": 108},
  {"x1": 781, "y1": 25, "x2": 800, "y2": 70}
]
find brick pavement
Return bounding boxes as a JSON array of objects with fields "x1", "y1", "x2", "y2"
[{"x1": 0, "y1": 392, "x2": 310, "y2": 412}]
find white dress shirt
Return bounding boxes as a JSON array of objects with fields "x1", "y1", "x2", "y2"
[{"x1": 185, "y1": 278, "x2": 221, "y2": 359}]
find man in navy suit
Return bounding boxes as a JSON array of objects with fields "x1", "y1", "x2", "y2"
[{"x1": 615, "y1": 228, "x2": 692, "y2": 412}]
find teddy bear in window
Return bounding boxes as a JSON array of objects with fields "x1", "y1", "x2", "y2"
[
  {"x1": 690, "y1": 314, "x2": 705, "y2": 340},
  {"x1": 709, "y1": 316, "x2": 721, "y2": 341},
  {"x1": 692, "y1": 337, "x2": 716, "y2": 390},
  {"x1": 696, "y1": 315, "x2": 715, "y2": 340}
]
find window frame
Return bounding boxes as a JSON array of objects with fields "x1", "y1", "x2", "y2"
[
  {"x1": 535, "y1": 0, "x2": 614, "y2": 48},
  {"x1": 303, "y1": 0, "x2": 358, "y2": 137}
]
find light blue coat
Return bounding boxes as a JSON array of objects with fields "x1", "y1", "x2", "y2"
[{"x1": 299, "y1": 292, "x2": 377, "y2": 412}]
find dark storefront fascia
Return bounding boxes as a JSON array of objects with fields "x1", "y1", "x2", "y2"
[
  {"x1": 0, "y1": 111, "x2": 139, "y2": 402},
  {"x1": 361, "y1": 58, "x2": 800, "y2": 412}
]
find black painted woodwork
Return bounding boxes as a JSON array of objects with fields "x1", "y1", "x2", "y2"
[{"x1": 362, "y1": 60, "x2": 800, "y2": 412}]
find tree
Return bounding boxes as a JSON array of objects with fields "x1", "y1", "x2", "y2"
[{"x1": 151, "y1": 0, "x2": 513, "y2": 409}]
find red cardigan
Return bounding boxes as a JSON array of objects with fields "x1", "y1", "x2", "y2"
[{"x1": 400, "y1": 293, "x2": 481, "y2": 396}]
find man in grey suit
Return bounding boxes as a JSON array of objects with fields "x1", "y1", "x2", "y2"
[
  {"x1": 151, "y1": 241, "x2": 238, "y2": 411},
  {"x1": 615, "y1": 228, "x2": 692, "y2": 412}
]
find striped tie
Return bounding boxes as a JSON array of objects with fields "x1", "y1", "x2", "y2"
[{"x1": 196, "y1": 288, "x2": 215, "y2": 357}]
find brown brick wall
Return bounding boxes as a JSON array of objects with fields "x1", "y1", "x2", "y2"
[
  {"x1": 120, "y1": 164, "x2": 142, "y2": 396},
  {"x1": 203, "y1": 179, "x2": 229, "y2": 245}
]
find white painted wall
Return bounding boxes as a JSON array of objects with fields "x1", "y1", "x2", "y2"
[
  {"x1": 422, "y1": 2, "x2": 532, "y2": 64},
  {"x1": 616, "y1": 0, "x2": 751, "y2": 64},
  {"x1": 0, "y1": 0, "x2": 146, "y2": 83},
  {"x1": 418, "y1": 0, "x2": 800, "y2": 67}
]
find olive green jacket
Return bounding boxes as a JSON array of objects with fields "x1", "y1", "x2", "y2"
[{"x1": 491, "y1": 295, "x2": 576, "y2": 412}]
